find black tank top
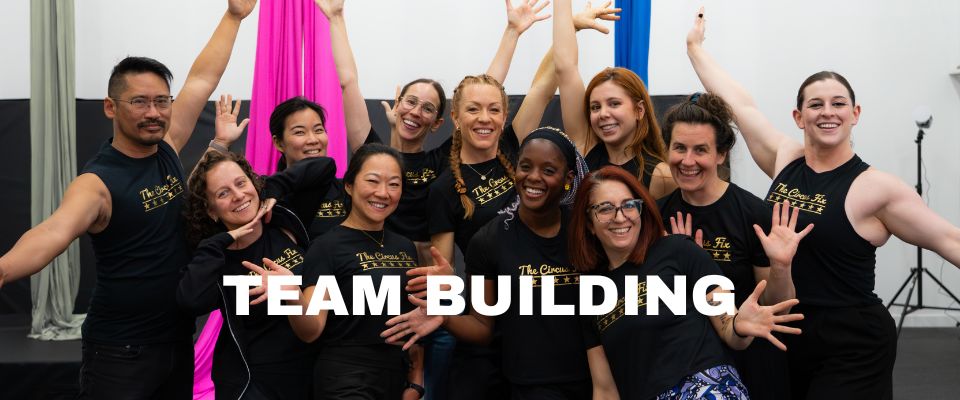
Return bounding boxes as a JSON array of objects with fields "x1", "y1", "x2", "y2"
[
  {"x1": 585, "y1": 146, "x2": 657, "y2": 188},
  {"x1": 81, "y1": 139, "x2": 193, "y2": 344},
  {"x1": 767, "y1": 155, "x2": 879, "y2": 307}
]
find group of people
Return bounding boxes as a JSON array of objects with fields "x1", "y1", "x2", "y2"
[{"x1": 1, "y1": 0, "x2": 959, "y2": 399}]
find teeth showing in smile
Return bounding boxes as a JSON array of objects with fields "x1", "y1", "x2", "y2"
[
  {"x1": 817, "y1": 123, "x2": 839, "y2": 129},
  {"x1": 679, "y1": 168, "x2": 701, "y2": 177},
  {"x1": 524, "y1": 187, "x2": 545, "y2": 196},
  {"x1": 402, "y1": 119, "x2": 421, "y2": 129},
  {"x1": 233, "y1": 201, "x2": 251, "y2": 213},
  {"x1": 369, "y1": 201, "x2": 388, "y2": 210},
  {"x1": 610, "y1": 227, "x2": 630, "y2": 235},
  {"x1": 304, "y1": 149, "x2": 322, "y2": 155},
  {"x1": 600, "y1": 123, "x2": 618, "y2": 134},
  {"x1": 475, "y1": 129, "x2": 493, "y2": 135}
]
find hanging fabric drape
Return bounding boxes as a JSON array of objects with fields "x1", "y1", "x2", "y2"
[
  {"x1": 614, "y1": 0, "x2": 652, "y2": 85},
  {"x1": 195, "y1": 1, "x2": 347, "y2": 398},
  {"x1": 28, "y1": 0, "x2": 85, "y2": 341}
]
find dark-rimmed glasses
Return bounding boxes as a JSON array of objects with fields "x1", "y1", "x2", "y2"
[
  {"x1": 112, "y1": 96, "x2": 174, "y2": 111},
  {"x1": 588, "y1": 199, "x2": 643, "y2": 223}
]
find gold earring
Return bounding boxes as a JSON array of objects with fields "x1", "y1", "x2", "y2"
[{"x1": 564, "y1": 184, "x2": 571, "y2": 191}]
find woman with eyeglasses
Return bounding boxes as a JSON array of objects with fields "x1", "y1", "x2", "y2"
[
  {"x1": 568, "y1": 166, "x2": 806, "y2": 399},
  {"x1": 655, "y1": 92, "x2": 813, "y2": 400},
  {"x1": 553, "y1": 0, "x2": 678, "y2": 199},
  {"x1": 178, "y1": 97, "x2": 338, "y2": 399},
  {"x1": 384, "y1": 127, "x2": 596, "y2": 399},
  {"x1": 686, "y1": 8, "x2": 960, "y2": 399}
]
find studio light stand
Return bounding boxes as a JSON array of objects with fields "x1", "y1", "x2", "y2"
[{"x1": 886, "y1": 111, "x2": 960, "y2": 337}]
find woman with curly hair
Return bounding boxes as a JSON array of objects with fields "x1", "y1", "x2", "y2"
[{"x1": 178, "y1": 97, "x2": 337, "y2": 399}]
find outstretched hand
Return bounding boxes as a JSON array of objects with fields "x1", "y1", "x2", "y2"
[
  {"x1": 227, "y1": 0, "x2": 257, "y2": 20},
  {"x1": 753, "y1": 200, "x2": 813, "y2": 268},
  {"x1": 382, "y1": 295, "x2": 444, "y2": 350},
  {"x1": 573, "y1": 1, "x2": 621, "y2": 34},
  {"x1": 381, "y1": 85, "x2": 401, "y2": 134},
  {"x1": 669, "y1": 211, "x2": 704, "y2": 248},
  {"x1": 214, "y1": 94, "x2": 249, "y2": 147},
  {"x1": 241, "y1": 257, "x2": 298, "y2": 305},
  {"x1": 405, "y1": 247, "x2": 454, "y2": 299},
  {"x1": 686, "y1": 6, "x2": 706, "y2": 47},
  {"x1": 733, "y1": 280, "x2": 804, "y2": 351},
  {"x1": 314, "y1": 0, "x2": 344, "y2": 19},
  {"x1": 506, "y1": 0, "x2": 551, "y2": 35}
]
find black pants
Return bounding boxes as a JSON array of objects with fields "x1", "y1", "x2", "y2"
[
  {"x1": 446, "y1": 344, "x2": 510, "y2": 400},
  {"x1": 314, "y1": 359, "x2": 405, "y2": 400},
  {"x1": 784, "y1": 303, "x2": 897, "y2": 400},
  {"x1": 510, "y1": 379, "x2": 591, "y2": 400},
  {"x1": 732, "y1": 335, "x2": 790, "y2": 400},
  {"x1": 77, "y1": 339, "x2": 193, "y2": 400}
]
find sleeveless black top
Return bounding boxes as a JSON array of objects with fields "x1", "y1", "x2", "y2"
[
  {"x1": 585, "y1": 145, "x2": 657, "y2": 188},
  {"x1": 766, "y1": 155, "x2": 879, "y2": 307},
  {"x1": 80, "y1": 139, "x2": 193, "y2": 344}
]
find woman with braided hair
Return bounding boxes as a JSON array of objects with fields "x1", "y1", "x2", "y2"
[{"x1": 386, "y1": 127, "x2": 595, "y2": 399}]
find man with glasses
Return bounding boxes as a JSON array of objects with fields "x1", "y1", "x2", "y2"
[{"x1": 0, "y1": 1, "x2": 257, "y2": 398}]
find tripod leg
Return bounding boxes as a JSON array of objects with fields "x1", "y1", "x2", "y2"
[
  {"x1": 922, "y1": 269, "x2": 960, "y2": 306},
  {"x1": 887, "y1": 268, "x2": 918, "y2": 310},
  {"x1": 896, "y1": 273, "x2": 919, "y2": 339}
]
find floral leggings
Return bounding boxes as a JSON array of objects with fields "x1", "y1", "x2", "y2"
[{"x1": 656, "y1": 364, "x2": 750, "y2": 400}]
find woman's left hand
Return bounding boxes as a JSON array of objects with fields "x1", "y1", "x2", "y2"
[
  {"x1": 733, "y1": 280, "x2": 804, "y2": 351},
  {"x1": 382, "y1": 295, "x2": 444, "y2": 350},
  {"x1": 242, "y1": 257, "x2": 298, "y2": 305}
]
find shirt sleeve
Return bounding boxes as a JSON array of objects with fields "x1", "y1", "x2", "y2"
[
  {"x1": 263, "y1": 157, "x2": 338, "y2": 226},
  {"x1": 427, "y1": 177, "x2": 459, "y2": 236},
  {"x1": 464, "y1": 222, "x2": 497, "y2": 278},
  {"x1": 177, "y1": 232, "x2": 235, "y2": 316},
  {"x1": 301, "y1": 237, "x2": 336, "y2": 290}
]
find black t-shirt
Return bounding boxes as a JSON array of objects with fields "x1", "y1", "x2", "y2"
[
  {"x1": 80, "y1": 139, "x2": 193, "y2": 344},
  {"x1": 428, "y1": 125, "x2": 520, "y2": 253},
  {"x1": 657, "y1": 184, "x2": 771, "y2": 307},
  {"x1": 589, "y1": 235, "x2": 732, "y2": 400},
  {"x1": 585, "y1": 146, "x2": 659, "y2": 188},
  {"x1": 301, "y1": 225, "x2": 418, "y2": 368},
  {"x1": 367, "y1": 128, "x2": 454, "y2": 242},
  {"x1": 767, "y1": 155, "x2": 878, "y2": 307},
  {"x1": 307, "y1": 180, "x2": 349, "y2": 239},
  {"x1": 465, "y1": 213, "x2": 590, "y2": 385}
]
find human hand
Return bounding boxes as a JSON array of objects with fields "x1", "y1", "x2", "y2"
[
  {"x1": 381, "y1": 85, "x2": 401, "y2": 133},
  {"x1": 686, "y1": 6, "x2": 706, "y2": 48},
  {"x1": 225, "y1": 200, "x2": 274, "y2": 241},
  {"x1": 733, "y1": 280, "x2": 804, "y2": 351},
  {"x1": 314, "y1": 0, "x2": 344, "y2": 19},
  {"x1": 506, "y1": 0, "x2": 551, "y2": 35},
  {"x1": 214, "y1": 94, "x2": 249, "y2": 149},
  {"x1": 241, "y1": 257, "x2": 298, "y2": 305},
  {"x1": 406, "y1": 247, "x2": 454, "y2": 299},
  {"x1": 573, "y1": 0, "x2": 621, "y2": 34},
  {"x1": 753, "y1": 200, "x2": 813, "y2": 268},
  {"x1": 669, "y1": 211, "x2": 704, "y2": 248},
  {"x1": 227, "y1": 0, "x2": 257, "y2": 20},
  {"x1": 382, "y1": 295, "x2": 444, "y2": 350}
]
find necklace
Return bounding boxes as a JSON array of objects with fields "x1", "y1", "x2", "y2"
[
  {"x1": 464, "y1": 163, "x2": 496, "y2": 181},
  {"x1": 358, "y1": 229, "x2": 385, "y2": 248}
]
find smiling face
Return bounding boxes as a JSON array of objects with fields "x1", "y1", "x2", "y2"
[
  {"x1": 587, "y1": 180, "x2": 642, "y2": 259},
  {"x1": 205, "y1": 161, "x2": 261, "y2": 230},
  {"x1": 344, "y1": 154, "x2": 403, "y2": 228},
  {"x1": 453, "y1": 83, "x2": 506, "y2": 154},
  {"x1": 668, "y1": 122, "x2": 725, "y2": 195},
  {"x1": 516, "y1": 139, "x2": 572, "y2": 212},
  {"x1": 104, "y1": 72, "x2": 171, "y2": 148},
  {"x1": 793, "y1": 78, "x2": 860, "y2": 149},
  {"x1": 589, "y1": 81, "x2": 644, "y2": 150},
  {"x1": 396, "y1": 82, "x2": 444, "y2": 143},
  {"x1": 274, "y1": 108, "x2": 329, "y2": 167}
]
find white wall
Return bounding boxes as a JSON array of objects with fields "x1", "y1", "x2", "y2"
[{"x1": 3, "y1": 0, "x2": 960, "y2": 325}]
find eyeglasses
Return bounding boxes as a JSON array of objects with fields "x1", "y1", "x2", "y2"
[
  {"x1": 398, "y1": 95, "x2": 438, "y2": 116},
  {"x1": 112, "y1": 96, "x2": 174, "y2": 111},
  {"x1": 588, "y1": 199, "x2": 643, "y2": 223}
]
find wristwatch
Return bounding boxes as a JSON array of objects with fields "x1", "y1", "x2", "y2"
[{"x1": 407, "y1": 382, "x2": 425, "y2": 397}]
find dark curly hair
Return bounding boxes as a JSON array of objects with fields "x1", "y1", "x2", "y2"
[{"x1": 184, "y1": 151, "x2": 264, "y2": 248}]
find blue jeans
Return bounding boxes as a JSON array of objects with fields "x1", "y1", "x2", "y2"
[{"x1": 422, "y1": 328, "x2": 456, "y2": 400}]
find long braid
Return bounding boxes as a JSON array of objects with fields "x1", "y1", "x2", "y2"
[{"x1": 449, "y1": 127, "x2": 475, "y2": 219}]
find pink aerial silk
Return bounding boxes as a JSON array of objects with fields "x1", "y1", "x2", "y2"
[{"x1": 194, "y1": 1, "x2": 347, "y2": 398}]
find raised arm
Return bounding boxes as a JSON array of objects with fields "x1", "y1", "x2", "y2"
[
  {"x1": 165, "y1": 0, "x2": 256, "y2": 153},
  {"x1": 753, "y1": 200, "x2": 812, "y2": 307},
  {"x1": 512, "y1": 2, "x2": 620, "y2": 141},
  {"x1": 587, "y1": 346, "x2": 620, "y2": 400},
  {"x1": 316, "y1": 0, "x2": 372, "y2": 153},
  {"x1": 686, "y1": 8, "x2": 801, "y2": 178},
  {"x1": 553, "y1": 0, "x2": 590, "y2": 154},
  {"x1": 485, "y1": 0, "x2": 551, "y2": 84},
  {"x1": 0, "y1": 174, "x2": 108, "y2": 286}
]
